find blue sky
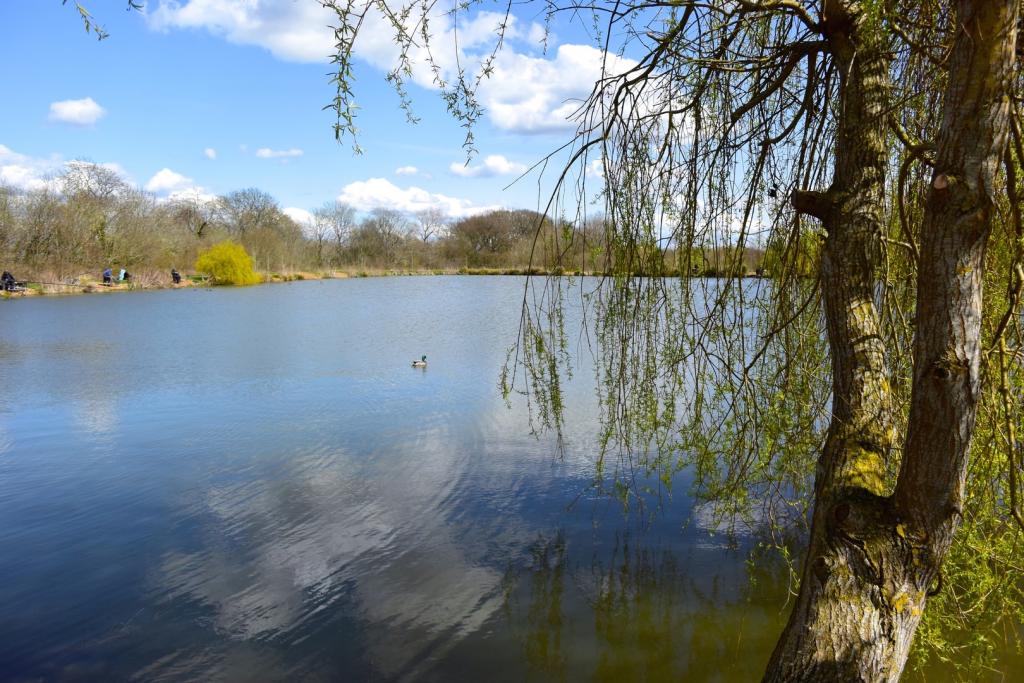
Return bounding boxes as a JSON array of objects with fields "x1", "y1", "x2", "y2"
[{"x1": 0, "y1": 1, "x2": 630, "y2": 223}]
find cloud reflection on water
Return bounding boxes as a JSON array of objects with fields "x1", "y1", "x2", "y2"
[{"x1": 148, "y1": 419, "x2": 509, "y2": 680}]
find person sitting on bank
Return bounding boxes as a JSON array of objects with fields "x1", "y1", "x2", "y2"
[
  {"x1": 119, "y1": 268, "x2": 127, "y2": 282},
  {"x1": 171, "y1": 268, "x2": 181, "y2": 285},
  {"x1": 1, "y1": 271, "x2": 16, "y2": 291},
  {"x1": 103, "y1": 267, "x2": 113, "y2": 285},
  {"x1": 121, "y1": 270, "x2": 131, "y2": 283}
]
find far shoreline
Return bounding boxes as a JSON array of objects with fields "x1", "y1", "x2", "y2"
[{"x1": 1, "y1": 266, "x2": 770, "y2": 301}]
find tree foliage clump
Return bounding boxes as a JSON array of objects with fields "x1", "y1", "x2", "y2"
[
  {"x1": 0, "y1": 166, "x2": 594, "y2": 279},
  {"x1": 0, "y1": 166, "x2": 312, "y2": 279},
  {"x1": 194, "y1": 241, "x2": 262, "y2": 286}
]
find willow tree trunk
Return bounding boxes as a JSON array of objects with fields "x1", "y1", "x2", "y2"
[
  {"x1": 891, "y1": 0, "x2": 1019, "y2": 651},
  {"x1": 765, "y1": 1, "x2": 1020, "y2": 680}
]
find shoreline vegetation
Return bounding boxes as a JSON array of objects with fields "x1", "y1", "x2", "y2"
[
  {"x1": 1, "y1": 264, "x2": 773, "y2": 299},
  {"x1": 1, "y1": 165, "x2": 778, "y2": 300}
]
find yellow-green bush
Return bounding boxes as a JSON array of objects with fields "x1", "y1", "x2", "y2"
[{"x1": 194, "y1": 241, "x2": 262, "y2": 286}]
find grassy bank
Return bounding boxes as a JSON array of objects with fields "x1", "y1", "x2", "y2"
[{"x1": 0, "y1": 267, "x2": 551, "y2": 298}]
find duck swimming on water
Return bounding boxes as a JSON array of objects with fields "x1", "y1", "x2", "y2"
[{"x1": 412, "y1": 355, "x2": 427, "y2": 368}]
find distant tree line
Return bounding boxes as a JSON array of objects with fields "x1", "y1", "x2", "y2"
[{"x1": 0, "y1": 163, "x2": 769, "y2": 281}]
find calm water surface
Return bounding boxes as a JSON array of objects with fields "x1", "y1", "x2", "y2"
[{"x1": 0, "y1": 277, "x2": 977, "y2": 681}]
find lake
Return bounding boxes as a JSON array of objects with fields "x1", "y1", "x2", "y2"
[{"x1": 0, "y1": 276, "x2": 981, "y2": 681}]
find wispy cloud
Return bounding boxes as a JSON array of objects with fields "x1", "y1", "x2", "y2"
[
  {"x1": 255, "y1": 147, "x2": 303, "y2": 159},
  {"x1": 203, "y1": 147, "x2": 217, "y2": 160},
  {"x1": 449, "y1": 154, "x2": 527, "y2": 178}
]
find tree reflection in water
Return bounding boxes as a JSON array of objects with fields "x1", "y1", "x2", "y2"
[{"x1": 503, "y1": 531, "x2": 791, "y2": 681}]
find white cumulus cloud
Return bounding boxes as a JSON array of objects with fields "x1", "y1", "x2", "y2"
[
  {"x1": 148, "y1": 0, "x2": 337, "y2": 62},
  {"x1": 204, "y1": 147, "x2": 217, "y2": 160},
  {"x1": 255, "y1": 147, "x2": 303, "y2": 159},
  {"x1": 0, "y1": 144, "x2": 57, "y2": 191},
  {"x1": 449, "y1": 154, "x2": 527, "y2": 179},
  {"x1": 145, "y1": 168, "x2": 195, "y2": 194},
  {"x1": 145, "y1": 1, "x2": 631, "y2": 136},
  {"x1": 480, "y1": 45, "x2": 637, "y2": 134},
  {"x1": 337, "y1": 178, "x2": 497, "y2": 218},
  {"x1": 48, "y1": 97, "x2": 106, "y2": 126},
  {"x1": 0, "y1": 145, "x2": 129, "y2": 192},
  {"x1": 144, "y1": 167, "x2": 217, "y2": 203},
  {"x1": 283, "y1": 207, "x2": 314, "y2": 226}
]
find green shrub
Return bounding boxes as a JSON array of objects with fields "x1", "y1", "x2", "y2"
[{"x1": 194, "y1": 241, "x2": 262, "y2": 286}]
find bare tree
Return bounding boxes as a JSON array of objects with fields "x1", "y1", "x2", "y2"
[
  {"x1": 313, "y1": 201, "x2": 356, "y2": 265},
  {"x1": 217, "y1": 188, "x2": 278, "y2": 238},
  {"x1": 60, "y1": 161, "x2": 126, "y2": 202},
  {"x1": 413, "y1": 207, "x2": 448, "y2": 243},
  {"x1": 167, "y1": 193, "x2": 212, "y2": 240},
  {"x1": 0, "y1": 185, "x2": 14, "y2": 256},
  {"x1": 308, "y1": 210, "x2": 331, "y2": 267}
]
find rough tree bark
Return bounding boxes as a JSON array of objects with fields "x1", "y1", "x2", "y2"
[
  {"x1": 765, "y1": 0, "x2": 1020, "y2": 680},
  {"x1": 766, "y1": 0, "x2": 899, "y2": 677},
  {"x1": 890, "y1": 0, "x2": 1020, "y2": 664}
]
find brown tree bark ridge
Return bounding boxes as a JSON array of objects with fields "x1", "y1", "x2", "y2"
[{"x1": 767, "y1": 1, "x2": 1020, "y2": 679}]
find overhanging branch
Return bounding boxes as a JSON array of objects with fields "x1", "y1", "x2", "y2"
[{"x1": 791, "y1": 189, "x2": 832, "y2": 221}]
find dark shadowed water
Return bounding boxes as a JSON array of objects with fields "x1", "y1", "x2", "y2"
[{"x1": 0, "y1": 276, "x2": 988, "y2": 681}]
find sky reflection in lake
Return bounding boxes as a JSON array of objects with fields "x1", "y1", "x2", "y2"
[{"x1": 0, "y1": 277, "x2": 789, "y2": 681}]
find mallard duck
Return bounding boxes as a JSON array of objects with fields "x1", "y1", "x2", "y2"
[{"x1": 412, "y1": 355, "x2": 427, "y2": 367}]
